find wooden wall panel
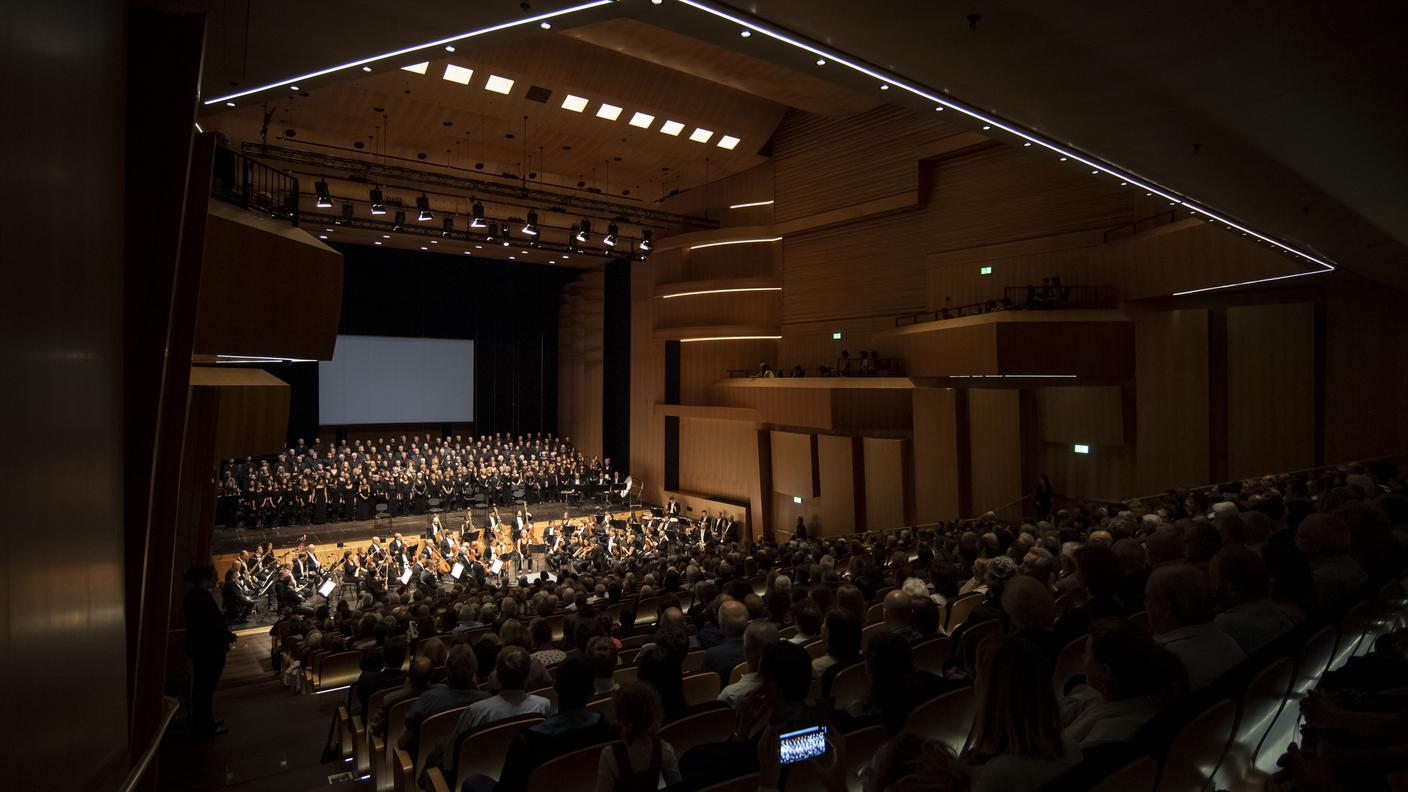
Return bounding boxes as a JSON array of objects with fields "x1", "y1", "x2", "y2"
[
  {"x1": 779, "y1": 316, "x2": 900, "y2": 372},
  {"x1": 189, "y1": 366, "x2": 290, "y2": 460},
  {"x1": 629, "y1": 259, "x2": 665, "y2": 506},
  {"x1": 680, "y1": 339, "x2": 780, "y2": 405},
  {"x1": 1095, "y1": 220, "x2": 1306, "y2": 300},
  {"x1": 711, "y1": 383, "x2": 834, "y2": 429},
  {"x1": 912, "y1": 389, "x2": 962, "y2": 523},
  {"x1": 770, "y1": 430, "x2": 813, "y2": 498},
  {"x1": 679, "y1": 416, "x2": 759, "y2": 508},
  {"x1": 654, "y1": 291, "x2": 782, "y2": 331},
  {"x1": 1035, "y1": 386, "x2": 1124, "y2": 446},
  {"x1": 863, "y1": 437, "x2": 907, "y2": 532},
  {"x1": 968, "y1": 388, "x2": 1024, "y2": 514},
  {"x1": 774, "y1": 433, "x2": 857, "y2": 539},
  {"x1": 1324, "y1": 281, "x2": 1408, "y2": 462},
  {"x1": 832, "y1": 388, "x2": 914, "y2": 432},
  {"x1": 1041, "y1": 442, "x2": 1134, "y2": 503},
  {"x1": 1227, "y1": 303, "x2": 1315, "y2": 479},
  {"x1": 658, "y1": 161, "x2": 775, "y2": 226},
  {"x1": 1135, "y1": 310, "x2": 1210, "y2": 494}
]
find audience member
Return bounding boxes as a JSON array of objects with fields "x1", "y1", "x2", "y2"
[
  {"x1": 965, "y1": 636, "x2": 1081, "y2": 792},
  {"x1": 1145, "y1": 564, "x2": 1245, "y2": 689},
  {"x1": 595, "y1": 682, "x2": 682, "y2": 791}
]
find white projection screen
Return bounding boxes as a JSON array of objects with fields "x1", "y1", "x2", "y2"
[{"x1": 319, "y1": 335, "x2": 474, "y2": 424}]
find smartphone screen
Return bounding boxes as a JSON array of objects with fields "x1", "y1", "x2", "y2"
[{"x1": 778, "y1": 725, "x2": 828, "y2": 765}]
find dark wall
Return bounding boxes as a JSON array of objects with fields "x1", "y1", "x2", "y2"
[
  {"x1": 319, "y1": 244, "x2": 578, "y2": 438},
  {"x1": 603, "y1": 258, "x2": 632, "y2": 469}
]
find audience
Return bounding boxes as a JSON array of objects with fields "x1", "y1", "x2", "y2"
[
  {"x1": 595, "y1": 682, "x2": 681, "y2": 791},
  {"x1": 702, "y1": 600, "x2": 749, "y2": 683},
  {"x1": 1060, "y1": 619, "x2": 1185, "y2": 749},
  {"x1": 486, "y1": 657, "x2": 610, "y2": 792},
  {"x1": 1209, "y1": 544, "x2": 1295, "y2": 654},
  {"x1": 965, "y1": 636, "x2": 1081, "y2": 792},
  {"x1": 456, "y1": 646, "x2": 552, "y2": 732},
  {"x1": 1145, "y1": 564, "x2": 1246, "y2": 690},
  {"x1": 718, "y1": 620, "x2": 778, "y2": 708}
]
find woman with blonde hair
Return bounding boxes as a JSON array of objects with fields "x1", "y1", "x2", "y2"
[{"x1": 964, "y1": 635, "x2": 1080, "y2": 792}]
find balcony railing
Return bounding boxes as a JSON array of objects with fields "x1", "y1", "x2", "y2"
[
  {"x1": 211, "y1": 146, "x2": 300, "y2": 226},
  {"x1": 894, "y1": 284, "x2": 1117, "y2": 327}
]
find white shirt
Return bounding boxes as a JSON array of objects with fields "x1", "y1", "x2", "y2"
[
  {"x1": 1155, "y1": 622, "x2": 1245, "y2": 690},
  {"x1": 717, "y1": 671, "x2": 763, "y2": 708}
]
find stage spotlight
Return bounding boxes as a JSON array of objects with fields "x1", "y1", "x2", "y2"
[
  {"x1": 470, "y1": 200, "x2": 487, "y2": 228},
  {"x1": 486, "y1": 222, "x2": 498, "y2": 242},
  {"x1": 640, "y1": 229, "x2": 653, "y2": 252},
  {"x1": 314, "y1": 180, "x2": 333, "y2": 208},
  {"x1": 576, "y1": 219, "x2": 591, "y2": 242},
  {"x1": 393, "y1": 210, "x2": 405, "y2": 230},
  {"x1": 523, "y1": 210, "x2": 539, "y2": 236},
  {"x1": 603, "y1": 222, "x2": 619, "y2": 247},
  {"x1": 416, "y1": 194, "x2": 432, "y2": 221},
  {"x1": 501, "y1": 225, "x2": 513, "y2": 246},
  {"x1": 369, "y1": 187, "x2": 386, "y2": 214},
  {"x1": 442, "y1": 217, "x2": 454, "y2": 237}
]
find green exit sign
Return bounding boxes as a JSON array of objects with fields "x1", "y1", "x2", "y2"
[
  {"x1": 832, "y1": 332, "x2": 842, "y2": 340},
  {"x1": 980, "y1": 265, "x2": 993, "y2": 275},
  {"x1": 1074, "y1": 444, "x2": 1090, "y2": 454}
]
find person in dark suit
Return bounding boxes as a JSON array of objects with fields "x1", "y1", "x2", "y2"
[
  {"x1": 702, "y1": 600, "x2": 749, "y2": 683},
  {"x1": 723, "y1": 516, "x2": 740, "y2": 544},
  {"x1": 184, "y1": 565, "x2": 236, "y2": 736},
  {"x1": 794, "y1": 516, "x2": 809, "y2": 542}
]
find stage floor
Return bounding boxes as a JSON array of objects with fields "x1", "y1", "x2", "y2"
[{"x1": 211, "y1": 499, "x2": 645, "y2": 554}]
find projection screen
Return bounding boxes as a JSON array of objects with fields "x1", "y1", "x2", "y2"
[{"x1": 318, "y1": 335, "x2": 474, "y2": 424}]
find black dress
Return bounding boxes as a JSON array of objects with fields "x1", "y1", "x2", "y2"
[
  {"x1": 312, "y1": 484, "x2": 328, "y2": 525},
  {"x1": 184, "y1": 586, "x2": 234, "y2": 734}
]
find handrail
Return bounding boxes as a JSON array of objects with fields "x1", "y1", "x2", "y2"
[
  {"x1": 212, "y1": 145, "x2": 301, "y2": 226},
  {"x1": 117, "y1": 695, "x2": 180, "y2": 792}
]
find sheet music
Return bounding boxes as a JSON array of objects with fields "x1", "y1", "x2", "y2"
[
  {"x1": 399, "y1": 568, "x2": 413, "y2": 585},
  {"x1": 490, "y1": 559, "x2": 504, "y2": 575},
  {"x1": 318, "y1": 578, "x2": 336, "y2": 597},
  {"x1": 451, "y1": 562, "x2": 464, "y2": 580}
]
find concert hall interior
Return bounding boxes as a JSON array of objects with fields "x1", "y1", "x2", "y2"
[{"x1": 10, "y1": 2, "x2": 1408, "y2": 791}]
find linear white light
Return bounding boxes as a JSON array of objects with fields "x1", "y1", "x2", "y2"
[
  {"x1": 484, "y1": 74, "x2": 515, "y2": 94},
  {"x1": 688, "y1": 127, "x2": 714, "y2": 143},
  {"x1": 442, "y1": 64, "x2": 473, "y2": 84},
  {"x1": 689, "y1": 236, "x2": 783, "y2": 250},
  {"x1": 716, "y1": 135, "x2": 740, "y2": 150},
  {"x1": 194, "y1": 122, "x2": 203, "y2": 133},
  {"x1": 660, "y1": 120, "x2": 685, "y2": 136},
  {"x1": 215, "y1": 355, "x2": 317, "y2": 363},
  {"x1": 660, "y1": 287, "x2": 782, "y2": 299},
  {"x1": 596, "y1": 103, "x2": 623, "y2": 120},
  {"x1": 681, "y1": 335, "x2": 783, "y2": 342},
  {"x1": 402, "y1": 62, "x2": 429, "y2": 74},
  {"x1": 1170, "y1": 201, "x2": 1334, "y2": 293},
  {"x1": 729, "y1": 200, "x2": 774, "y2": 209},
  {"x1": 561, "y1": 94, "x2": 589, "y2": 112},
  {"x1": 203, "y1": 0, "x2": 614, "y2": 105},
  {"x1": 628, "y1": 111, "x2": 655, "y2": 128},
  {"x1": 948, "y1": 374, "x2": 1078, "y2": 379},
  {"x1": 673, "y1": 0, "x2": 1333, "y2": 290},
  {"x1": 314, "y1": 684, "x2": 353, "y2": 695}
]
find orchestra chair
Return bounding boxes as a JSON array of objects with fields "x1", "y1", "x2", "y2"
[
  {"x1": 613, "y1": 664, "x2": 640, "y2": 686},
  {"x1": 524, "y1": 742, "x2": 614, "y2": 792},
  {"x1": 860, "y1": 622, "x2": 889, "y2": 649},
  {"x1": 352, "y1": 686, "x2": 399, "y2": 772},
  {"x1": 1051, "y1": 635, "x2": 1088, "y2": 695},
  {"x1": 527, "y1": 686, "x2": 558, "y2": 713},
  {"x1": 1128, "y1": 610, "x2": 1150, "y2": 633},
  {"x1": 802, "y1": 639, "x2": 827, "y2": 659},
  {"x1": 1154, "y1": 698, "x2": 1236, "y2": 792},
  {"x1": 1215, "y1": 657, "x2": 1293, "y2": 791},
  {"x1": 829, "y1": 661, "x2": 870, "y2": 710},
  {"x1": 1255, "y1": 626, "x2": 1335, "y2": 775},
  {"x1": 864, "y1": 603, "x2": 885, "y2": 626},
  {"x1": 903, "y1": 687, "x2": 977, "y2": 756},
  {"x1": 451, "y1": 714, "x2": 543, "y2": 790},
  {"x1": 682, "y1": 649, "x2": 707, "y2": 672},
  {"x1": 659, "y1": 702, "x2": 734, "y2": 758},
  {"x1": 944, "y1": 592, "x2": 984, "y2": 633},
  {"x1": 911, "y1": 636, "x2": 952, "y2": 676},
  {"x1": 698, "y1": 773, "x2": 761, "y2": 792},
  {"x1": 682, "y1": 671, "x2": 722, "y2": 708},
  {"x1": 843, "y1": 726, "x2": 890, "y2": 792},
  {"x1": 374, "y1": 503, "x2": 390, "y2": 520},
  {"x1": 727, "y1": 660, "x2": 749, "y2": 686},
  {"x1": 1091, "y1": 755, "x2": 1158, "y2": 792},
  {"x1": 373, "y1": 696, "x2": 418, "y2": 792}
]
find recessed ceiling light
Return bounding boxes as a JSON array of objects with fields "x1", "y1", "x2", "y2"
[
  {"x1": 445, "y1": 45, "x2": 455, "y2": 52},
  {"x1": 981, "y1": 125, "x2": 991, "y2": 130},
  {"x1": 1023, "y1": 142, "x2": 1032, "y2": 147},
  {"x1": 475, "y1": 244, "x2": 482, "y2": 249},
  {"x1": 561, "y1": 94, "x2": 588, "y2": 112},
  {"x1": 382, "y1": 234, "x2": 390, "y2": 238},
  {"x1": 541, "y1": 21, "x2": 552, "y2": 29},
  {"x1": 1060, "y1": 157, "x2": 1068, "y2": 162},
  {"x1": 430, "y1": 240, "x2": 438, "y2": 244},
  {"x1": 739, "y1": 30, "x2": 751, "y2": 37},
  {"x1": 716, "y1": 135, "x2": 740, "y2": 150},
  {"x1": 443, "y1": 64, "x2": 473, "y2": 84},
  {"x1": 628, "y1": 111, "x2": 655, "y2": 128},
  {"x1": 880, "y1": 84, "x2": 889, "y2": 90},
  {"x1": 660, "y1": 120, "x2": 685, "y2": 136},
  {"x1": 402, "y1": 62, "x2": 429, "y2": 74},
  {"x1": 509, "y1": 256, "x2": 516, "y2": 260},
  {"x1": 420, "y1": 245, "x2": 428, "y2": 250},
  {"x1": 225, "y1": 101, "x2": 235, "y2": 107},
  {"x1": 688, "y1": 128, "x2": 714, "y2": 143},
  {"x1": 816, "y1": 58, "x2": 826, "y2": 66},
  {"x1": 934, "y1": 106, "x2": 944, "y2": 111},
  {"x1": 362, "y1": 66, "x2": 372, "y2": 72},
  {"x1": 318, "y1": 234, "x2": 328, "y2": 239},
  {"x1": 485, "y1": 74, "x2": 514, "y2": 94},
  {"x1": 374, "y1": 241, "x2": 382, "y2": 245},
  {"x1": 596, "y1": 103, "x2": 623, "y2": 121},
  {"x1": 289, "y1": 85, "x2": 300, "y2": 91}
]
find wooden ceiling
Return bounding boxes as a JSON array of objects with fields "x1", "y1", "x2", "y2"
[{"x1": 200, "y1": 26, "x2": 794, "y2": 204}]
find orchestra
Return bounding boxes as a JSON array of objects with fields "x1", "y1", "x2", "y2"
[{"x1": 217, "y1": 503, "x2": 743, "y2": 622}]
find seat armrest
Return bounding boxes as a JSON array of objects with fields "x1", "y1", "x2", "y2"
[
  {"x1": 424, "y1": 767, "x2": 450, "y2": 792},
  {"x1": 393, "y1": 747, "x2": 414, "y2": 792}
]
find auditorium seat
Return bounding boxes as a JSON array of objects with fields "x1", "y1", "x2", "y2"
[
  {"x1": 682, "y1": 671, "x2": 722, "y2": 707},
  {"x1": 697, "y1": 773, "x2": 761, "y2": 792},
  {"x1": 1215, "y1": 656, "x2": 1292, "y2": 790},
  {"x1": 1128, "y1": 610, "x2": 1150, "y2": 633},
  {"x1": 619, "y1": 647, "x2": 641, "y2": 665},
  {"x1": 802, "y1": 639, "x2": 827, "y2": 659},
  {"x1": 547, "y1": 614, "x2": 565, "y2": 641},
  {"x1": 1155, "y1": 698, "x2": 1235, "y2": 792},
  {"x1": 903, "y1": 687, "x2": 976, "y2": 756},
  {"x1": 1329, "y1": 601, "x2": 1369, "y2": 671},
  {"x1": 864, "y1": 602, "x2": 885, "y2": 625},
  {"x1": 778, "y1": 625, "x2": 799, "y2": 640},
  {"x1": 659, "y1": 702, "x2": 735, "y2": 757},
  {"x1": 527, "y1": 685, "x2": 558, "y2": 712},
  {"x1": 860, "y1": 621, "x2": 889, "y2": 648},
  {"x1": 586, "y1": 695, "x2": 615, "y2": 722},
  {"x1": 450, "y1": 714, "x2": 543, "y2": 790},
  {"x1": 403, "y1": 705, "x2": 472, "y2": 792},
  {"x1": 749, "y1": 575, "x2": 767, "y2": 595},
  {"x1": 843, "y1": 725, "x2": 890, "y2": 791},
  {"x1": 829, "y1": 661, "x2": 869, "y2": 709},
  {"x1": 945, "y1": 592, "x2": 984, "y2": 632},
  {"x1": 1091, "y1": 755, "x2": 1157, "y2": 792},
  {"x1": 683, "y1": 649, "x2": 707, "y2": 672},
  {"x1": 911, "y1": 636, "x2": 952, "y2": 675},
  {"x1": 957, "y1": 619, "x2": 1002, "y2": 656},
  {"x1": 313, "y1": 650, "x2": 363, "y2": 693},
  {"x1": 524, "y1": 742, "x2": 613, "y2": 792},
  {"x1": 1051, "y1": 635, "x2": 1087, "y2": 694},
  {"x1": 634, "y1": 596, "x2": 661, "y2": 625},
  {"x1": 619, "y1": 633, "x2": 652, "y2": 650},
  {"x1": 352, "y1": 687, "x2": 399, "y2": 773},
  {"x1": 613, "y1": 664, "x2": 640, "y2": 685},
  {"x1": 727, "y1": 660, "x2": 748, "y2": 686},
  {"x1": 423, "y1": 766, "x2": 451, "y2": 792},
  {"x1": 374, "y1": 696, "x2": 417, "y2": 791},
  {"x1": 1255, "y1": 626, "x2": 1336, "y2": 773}
]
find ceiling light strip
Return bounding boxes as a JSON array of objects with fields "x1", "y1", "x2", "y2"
[
  {"x1": 203, "y1": 0, "x2": 614, "y2": 105},
  {"x1": 689, "y1": 236, "x2": 783, "y2": 250},
  {"x1": 660, "y1": 287, "x2": 782, "y2": 299},
  {"x1": 729, "y1": 200, "x2": 774, "y2": 209},
  {"x1": 671, "y1": 0, "x2": 1334, "y2": 288},
  {"x1": 680, "y1": 335, "x2": 783, "y2": 342},
  {"x1": 950, "y1": 374, "x2": 1078, "y2": 379}
]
